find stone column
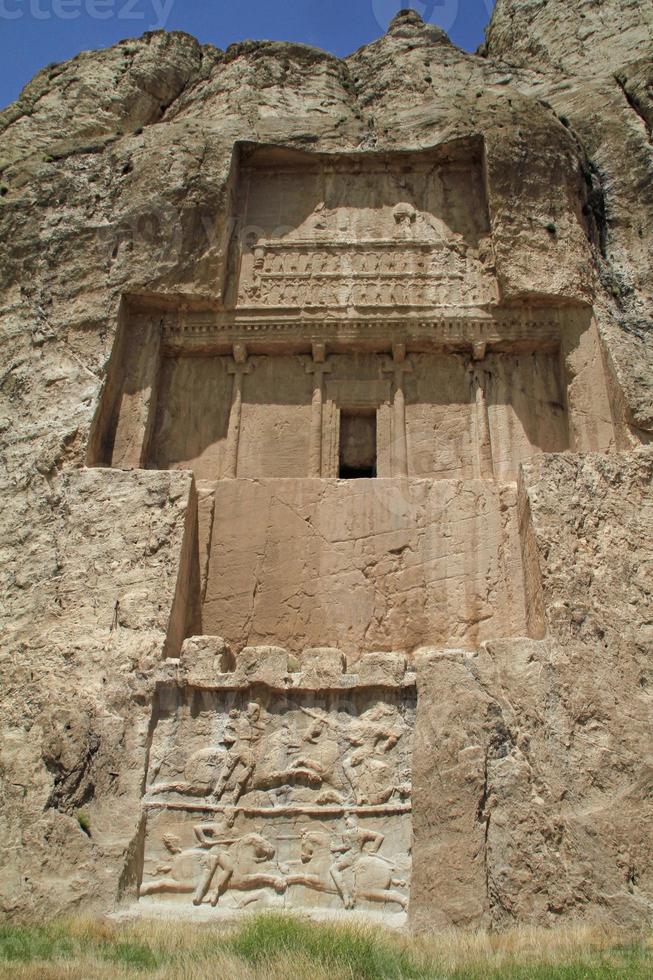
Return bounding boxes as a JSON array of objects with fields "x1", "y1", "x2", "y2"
[
  {"x1": 383, "y1": 344, "x2": 412, "y2": 477},
  {"x1": 224, "y1": 343, "x2": 253, "y2": 479},
  {"x1": 470, "y1": 341, "x2": 494, "y2": 480},
  {"x1": 305, "y1": 342, "x2": 332, "y2": 477}
]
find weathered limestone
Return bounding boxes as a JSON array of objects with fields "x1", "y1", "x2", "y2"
[
  {"x1": 300, "y1": 647, "x2": 347, "y2": 687},
  {"x1": 412, "y1": 450, "x2": 653, "y2": 929},
  {"x1": 486, "y1": 0, "x2": 653, "y2": 436},
  {"x1": 0, "y1": 469, "x2": 197, "y2": 919},
  {"x1": 141, "y1": 647, "x2": 415, "y2": 922},
  {"x1": 201, "y1": 478, "x2": 527, "y2": 656},
  {"x1": 0, "y1": 1, "x2": 651, "y2": 930}
]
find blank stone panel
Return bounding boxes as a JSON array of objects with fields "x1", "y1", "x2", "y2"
[
  {"x1": 483, "y1": 352, "x2": 569, "y2": 481},
  {"x1": 238, "y1": 356, "x2": 313, "y2": 478},
  {"x1": 202, "y1": 478, "x2": 527, "y2": 654},
  {"x1": 405, "y1": 354, "x2": 476, "y2": 480},
  {"x1": 149, "y1": 356, "x2": 232, "y2": 481}
]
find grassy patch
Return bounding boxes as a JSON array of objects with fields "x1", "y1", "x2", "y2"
[
  {"x1": 0, "y1": 915, "x2": 650, "y2": 980},
  {"x1": 0, "y1": 924, "x2": 77, "y2": 963},
  {"x1": 75, "y1": 810, "x2": 91, "y2": 836},
  {"x1": 226, "y1": 914, "x2": 427, "y2": 978},
  {"x1": 0, "y1": 923, "x2": 158, "y2": 972}
]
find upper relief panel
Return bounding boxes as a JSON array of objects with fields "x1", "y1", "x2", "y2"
[{"x1": 227, "y1": 142, "x2": 499, "y2": 316}]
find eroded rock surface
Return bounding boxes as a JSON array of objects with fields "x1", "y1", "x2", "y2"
[
  {"x1": 0, "y1": 2, "x2": 651, "y2": 928},
  {"x1": 486, "y1": 0, "x2": 653, "y2": 434},
  {"x1": 413, "y1": 450, "x2": 653, "y2": 928}
]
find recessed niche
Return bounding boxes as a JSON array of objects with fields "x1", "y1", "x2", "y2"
[{"x1": 339, "y1": 410, "x2": 377, "y2": 479}]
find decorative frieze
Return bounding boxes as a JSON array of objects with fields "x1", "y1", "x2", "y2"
[
  {"x1": 158, "y1": 310, "x2": 563, "y2": 355},
  {"x1": 139, "y1": 643, "x2": 415, "y2": 921},
  {"x1": 237, "y1": 239, "x2": 498, "y2": 311}
]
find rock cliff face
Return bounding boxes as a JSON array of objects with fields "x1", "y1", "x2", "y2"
[
  {"x1": 0, "y1": 3, "x2": 651, "y2": 928},
  {"x1": 485, "y1": 0, "x2": 653, "y2": 433}
]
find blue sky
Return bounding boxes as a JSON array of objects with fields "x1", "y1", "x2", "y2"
[{"x1": 0, "y1": 0, "x2": 495, "y2": 110}]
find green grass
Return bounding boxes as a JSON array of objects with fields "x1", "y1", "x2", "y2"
[
  {"x1": 0, "y1": 924, "x2": 159, "y2": 971},
  {"x1": 75, "y1": 810, "x2": 91, "y2": 836},
  {"x1": 0, "y1": 915, "x2": 650, "y2": 979},
  {"x1": 225, "y1": 914, "x2": 428, "y2": 978}
]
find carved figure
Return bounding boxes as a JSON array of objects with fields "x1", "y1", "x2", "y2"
[
  {"x1": 393, "y1": 202, "x2": 416, "y2": 239},
  {"x1": 250, "y1": 718, "x2": 321, "y2": 795},
  {"x1": 140, "y1": 832, "x2": 213, "y2": 898},
  {"x1": 329, "y1": 816, "x2": 407, "y2": 911},
  {"x1": 329, "y1": 815, "x2": 383, "y2": 908},
  {"x1": 296, "y1": 707, "x2": 346, "y2": 801},
  {"x1": 211, "y1": 702, "x2": 265, "y2": 804},
  {"x1": 344, "y1": 704, "x2": 408, "y2": 805},
  {"x1": 242, "y1": 281, "x2": 261, "y2": 303},
  {"x1": 252, "y1": 246, "x2": 265, "y2": 273},
  {"x1": 147, "y1": 746, "x2": 226, "y2": 798},
  {"x1": 284, "y1": 830, "x2": 334, "y2": 895},
  {"x1": 353, "y1": 850, "x2": 408, "y2": 911},
  {"x1": 191, "y1": 824, "x2": 285, "y2": 907}
]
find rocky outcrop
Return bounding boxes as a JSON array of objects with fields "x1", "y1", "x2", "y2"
[
  {"x1": 413, "y1": 450, "x2": 653, "y2": 928},
  {"x1": 0, "y1": 3, "x2": 651, "y2": 927},
  {"x1": 0, "y1": 469, "x2": 197, "y2": 918},
  {"x1": 485, "y1": 0, "x2": 653, "y2": 434}
]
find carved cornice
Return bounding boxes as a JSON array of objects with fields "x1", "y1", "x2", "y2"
[{"x1": 158, "y1": 308, "x2": 563, "y2": 355}]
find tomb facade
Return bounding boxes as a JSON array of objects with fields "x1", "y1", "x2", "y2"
[
  {"x1": 2, "y1": 3, "x2": 651, "y2": 930},
  {"x1": 85, "y1": 139, "x2": 622, "y2": 921}
]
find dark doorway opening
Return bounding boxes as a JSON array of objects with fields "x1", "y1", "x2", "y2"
[{"x1": 339, "y1": 409, "x2": 377, "y2": 479}]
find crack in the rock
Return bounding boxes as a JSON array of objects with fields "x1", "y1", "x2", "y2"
[
  {"x1": 614, "y1": 72, "x2": 653, "y2": 143},
  {"x1": 477, "y1": 746, "x2": 492, "y2": 912}
]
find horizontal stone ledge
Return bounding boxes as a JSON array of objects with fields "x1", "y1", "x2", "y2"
[
  {"x1": 172, "y1": 639, "x2": 416, "y2": 691},
  {"x1": 142, "y1": 801, "x2": 412, "y2": 817},
  {"x1": 158, "y1": 672, "x2": 418, "y2": 693}
]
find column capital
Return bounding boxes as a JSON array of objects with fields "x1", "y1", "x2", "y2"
[
  {"x1": 312, "y1": 341, "x2": 327, "y2": 363},
  {"x1": 233, "y1": 342, "x2": 248, "y2": 364},
  {"x1": 228, "y1": 348, "x2": 254, "y2": 376},
  {"x1": 472, "y1": 340, "x2": 487, "y2": 362},
  {"x1": 382, "y1": 353, "x2": 412, "y2": 378},
  {"x1": 306, "y1": 354, "x2": 332, "y2": 376}
]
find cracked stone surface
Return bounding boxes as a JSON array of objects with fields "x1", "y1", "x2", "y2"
[
  {"x1": 412, "y1": 450, "x2": 653, "y2": 928},
  {"x1": 486, "y1": 0, "x2": 653, "y2": 433},
  {"x1": 202, "y1": 478, "x2": 526, "y2": 656},
  {"x1": 0, "y1": 468, "x2": 196, "y2": 919},
  {"x1": 0, "y1": 2, "x2": 651, "y2": 927}
]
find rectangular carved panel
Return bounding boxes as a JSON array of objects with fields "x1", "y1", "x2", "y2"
[
  {"x1": 231, "y1": 146, "x2": 498, "y2": 314},
  {"x1": 140, "y1": 682, "x2": 415, "y2": 922}
]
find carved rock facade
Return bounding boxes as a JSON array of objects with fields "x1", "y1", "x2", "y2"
[
  {"x1": 140, "y1": 645, "x2": 414, "y2": 921},
  {"x1": 0, "y1": 4, "x2": 651, "y2": 928}
]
